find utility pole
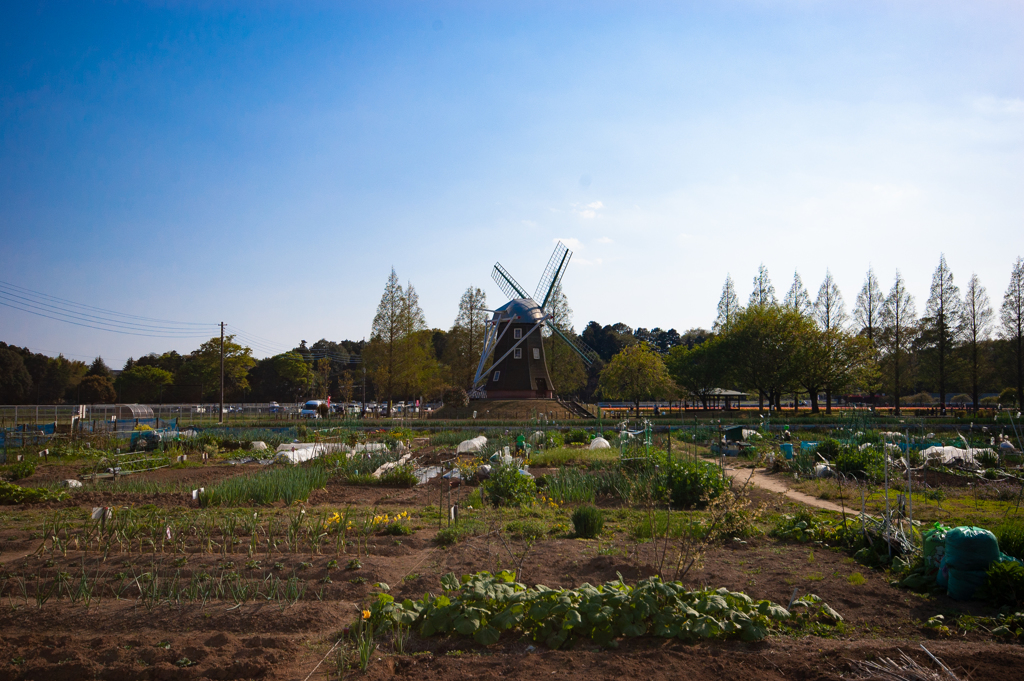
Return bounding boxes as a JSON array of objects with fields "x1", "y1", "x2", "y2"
[
  {"x1": 219, "y1": 322, "x2": 225, "y2": 424},
  {"x1": 361, "y1": 366, "x2": 366, "y2": 419}
]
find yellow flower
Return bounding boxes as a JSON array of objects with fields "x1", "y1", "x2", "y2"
[{"x1": 362, "y1": 609, "x2": 371, "y2": 620}]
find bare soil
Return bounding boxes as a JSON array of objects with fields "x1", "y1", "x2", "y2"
[{"x1": 1, "y1": 460, "x2": 1021, "y2": 680}]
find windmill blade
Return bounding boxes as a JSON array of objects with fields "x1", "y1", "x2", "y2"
[
  {"x1": 492, "y1": 263, "x2": 529, "y2": 301},
  {"x1": 535, "y1": 241, "x2": 572, "y2": 310},
  {"x1": 546, "y1": 320, "x2": 599, "y2": 366}
]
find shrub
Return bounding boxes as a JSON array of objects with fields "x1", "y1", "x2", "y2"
[
  {"x1": 565, "y1": 429, "x2": 589, "y2": 445},
  {"x1": 379, "y1": 466, "x2": 418, "y2": 488},
  {"x1": 977, "y1": 449, "x2": 1000, "y2": 469},
  {"x1": 2, "y1": 461, "x2": 35, "y2": 481},
  {"x1": 442, "y1": 386, "x2": 469, "y2": 409},
  {"x1": 985, "y1": 561, "x2": 1024, "y2": 608},
  {"x1": 663, "y1": 458, "x2": 726, "y2": 508},
  {"x1": 505, "y1": 519, "x2": 547, "y2": 540},
  {"x1": 484, "y1": 464, "x2": 537, "y2": 507},
  {"x1": 429, "y1": 430, "x2": 465, "y2": 447},
  {"x1": 815, "y1": 438, "x2": 843, "y2": 461},
  {"x1": 833, "y1": 447, "x2": 885, "y2": 481},
  {"x1": 380, "y1": 523, "x2": 413, "y2": 536},
  {"x1": 571, "y1": 505, "x2": 604, "y2": 538},
  {"x1": 0, "y1": 480, "x2": 68, "y2": 504},
  {"x1": 999, "y1": 387, "x2": 1018, "y2": 407},
  {"x1": 435, "y1": 523, "x2": 483, "y2": 546},
  {"x1": 998, "y1": 521, "x2": 1024, "y2": 561},
  {"x1": 906, "y1": 391, "x2": 936, "y2": 405}
]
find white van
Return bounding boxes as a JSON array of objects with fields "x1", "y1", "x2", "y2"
[{"x1": 300, "y1": 400, "x2": 324, "y2": 418}]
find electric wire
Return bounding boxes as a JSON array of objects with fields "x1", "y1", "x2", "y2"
[
  {"x1": 0, "y1": 298, "x2": 215, "y2": 338},
  {"x1": 0, "y1": 280, "x2": 212, "y2": 327},
  {"x1": 0, "y1": 280, "x2": 217, "y2": 338}
]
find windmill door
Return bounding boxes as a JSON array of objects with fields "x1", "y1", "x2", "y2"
[{"x1": 535, "y1": 377, "x2": 548, "y2": 397}]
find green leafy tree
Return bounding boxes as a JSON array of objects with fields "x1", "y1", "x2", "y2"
[
  {"x1": 135, "y1": 351, "x2": 185, "y2": 374},
  {"x1": 273, "y1": 352, "x2": 312, "y2": 400},
  {"x1": 85, "y1": 357, "x2": 112, "y2": 379},
  {"x1": 78, "y1": 375, "x2": 116, "y2": 404},
  {"x1": 174, "y1": 335, "x2": 255, "y2": 401},
  {"x1": 598, "y1": 344, "x2": 675, "y2": 416},
  {"x1": 45, "y1": 355, "x2": 87, "y2": 404},
  {"x1": 726, "y1": 305, "x2": 810, "y2": 412},
  {"x1": 794, "y1": 326, "x2": 830, "y2": 413},
  {"x1": 666, "y1": 335, "x2": 730, "y2": 410},
  {"x1": 0, "y1": 348, "x2": 32, "y2": 404},
  {"x1": 115, "y1": 365, "x2": 174, "y2": 403}
]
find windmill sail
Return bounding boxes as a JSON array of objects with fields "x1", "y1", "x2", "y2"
[
  {"x1": 492, "y1": 263, "x2": 529, "y2": 301},
  {"x1": 546, "y1": 321, "x2": 600, "y2": 366},
  {"x1": 535, "y1": 242, "x2": 572, "y2": 310}
]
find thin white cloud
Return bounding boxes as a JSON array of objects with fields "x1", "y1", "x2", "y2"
[
  {"x1": 521, "y1": 219, "x2": 537, "y2": 227},
  {"x1": 972, "y1": 96, "x2": 1024, "y2": 115},
  {"x1": 572, "y1": 200, "x2": 604, "y2": 219},
  {"x1": 574, "y1": 257, "x2": 603, "y2": 266},
  {"x1": 596, "y1": 236, "x2": 613, "y2": 244},
  {"x1": 555, "y1": 237, "x2": 582, "y2": 250}
]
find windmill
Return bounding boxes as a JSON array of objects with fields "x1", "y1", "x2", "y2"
[{"x1": 471, "y1": 241, "x2": 599, "y2": 399}]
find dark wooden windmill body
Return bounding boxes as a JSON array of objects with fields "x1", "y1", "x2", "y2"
[{"x1": 485, "y1": 298, "x2": 554, "y2": 398}]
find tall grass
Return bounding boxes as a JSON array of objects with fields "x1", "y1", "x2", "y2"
[
  {"x1": 545, "y1": 468, "x2": 600, "y2": 503},
  {"x1": 998, "y1": 521, "x2": 1024, "y2": 560},
  {"x1": 530, "y1": 446, "x2": 619, "y2": 467},
  {"x1": 198, "y1": 465, "x2": 330, "y2": 507},
  {"x1": 428, "y1": 431, "x2": 469, "y2": 447}
]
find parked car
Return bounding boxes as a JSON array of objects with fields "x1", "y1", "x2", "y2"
[
  {"x1": 269, "y1": 402, "x2": 281, "y2": 414},
  {"x1": 300, "y1": 400, "x2": 324, "y2": 418}
]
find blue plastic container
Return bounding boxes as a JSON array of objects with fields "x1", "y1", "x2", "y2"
[{"x1": 780, "y1": 443, "x2": 794, "y2": 459}]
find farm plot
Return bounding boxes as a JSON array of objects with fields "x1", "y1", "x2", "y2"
[{"x1": 0, "y1": 426, "x2": 1022, "y2": 680}]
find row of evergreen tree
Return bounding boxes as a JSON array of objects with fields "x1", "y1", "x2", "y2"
[{"x1": 694, "y1": 255, "x2": 1024, "y2": 411}]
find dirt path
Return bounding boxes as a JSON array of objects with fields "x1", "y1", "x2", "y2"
[{"x1": 716, "y1": 461, "x2": 853, "y2": 514}]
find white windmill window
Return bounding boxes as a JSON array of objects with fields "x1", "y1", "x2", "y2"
[
  {"x1": 493, "y1": 371, "x2": 501, "y2": 381},
  {"x1": 514, "y1": 328, "x2": 522, "y2": 339},
  {"x1": 514, "y1": 348, "x2": 522, "y2": 359},
  {"x1": 533, "y1": 348, "x2": 540, "y2": 360}
]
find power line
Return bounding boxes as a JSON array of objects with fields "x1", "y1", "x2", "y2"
[
  {"x1": 0, "y1": 299, "x2": 215, "y2": 338},
  {"x1": 0, "y1": 280, "x2": 212, "y2": 326},
  {"x1": 0, "y1": 280, "x2": 217, "y2": 338}
]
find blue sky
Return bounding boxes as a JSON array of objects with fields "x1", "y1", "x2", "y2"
[{"x1": 1, "y1": 1, "x2": 1022, "y2": 365}]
